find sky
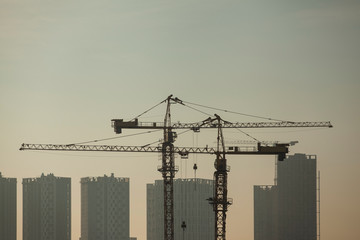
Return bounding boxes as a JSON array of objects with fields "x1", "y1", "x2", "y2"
[{"x1": 1, "y1": 0, "x2": 360, "y2": 239}]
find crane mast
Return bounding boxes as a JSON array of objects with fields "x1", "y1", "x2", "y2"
[
  {"x1": 20, "y1": 95, "x2": 333, "y2": 240},
  {"x1": 212, "y1": 114, "x2": 230, "y2": 240},
  {"x1": 160, "y1": 95, "x2": 176, "y2": 240}
]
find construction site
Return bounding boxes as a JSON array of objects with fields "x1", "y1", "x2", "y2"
[{"x1": 19, "y1": 95, "x2": 332, "y2": 240}]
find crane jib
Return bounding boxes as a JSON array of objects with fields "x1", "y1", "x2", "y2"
[
  {"x1": 111, "y1": 119, "x2": 332, "y2": 134},
  {"x1": 20, "y1": 143, "x2": 289, "y2": 156}
]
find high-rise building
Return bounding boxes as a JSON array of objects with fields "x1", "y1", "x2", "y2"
[
  {"x1": 253, "y1": 185, "x2": 278, "y2": 240},
  {"x1": 80, "y1": 174, "x2": 129, "y2": 240},
  {"x1": 277, "y1": 153, "x2": 317, "y2": 240},
  {"x1": 23, "y1": 173, "x2": 71, "y2": 240},
  {"x1": 254, "y1": 153, "x2": 317, "y2": 240},
  {"x1": 147, "y1": 178, "x2": 215, "y2": 240},
  {"x1": 0, "y1": 172, "x2": 17, "y2": 240}
]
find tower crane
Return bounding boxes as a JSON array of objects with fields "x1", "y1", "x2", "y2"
[{"x1": 20, "y1": 95, "x2": 332, "y2": 240}]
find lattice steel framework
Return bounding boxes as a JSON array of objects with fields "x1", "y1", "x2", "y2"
[
  {"x1": 113, "y1": 120, "x2": 332, "y2": 130},
  {"x1": 159, "y1": 96, "x2": 176, "y2": 240},
  {"x1": 19, "y1": 143, "x2": 289, "y2": 155},
  {"x1": 204, "y1": 115, "x2": 231, "y2": 240}
]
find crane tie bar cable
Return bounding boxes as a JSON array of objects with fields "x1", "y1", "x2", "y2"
[
  {"x1": 235, "y1": 128, "x2": 260, "y2": 142},
  {"x1": 130, "y1": 97, "x2": 168, "y2": 121},
  {"x1": 183, "y1": 100, "x2": 294, "y2": 122},
  {"x1": 180, "y1": 102, "x2": 213, "y2": 117},
  {"x1": 141, "y1": 129, "x2": 193, "y2": 147},
  {"x1": 67, "y1": 129, "x2": 162, "y2": 145}
]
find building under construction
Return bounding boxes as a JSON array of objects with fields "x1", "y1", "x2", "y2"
[
  {"x1": 0, "y1": 172, "x2": 17, "y2": 240},
  {"x1": 254, "y1": 153, "x2": 317, "y2": 240},
  {"x1": 80, "y1": 174, "x2": 129, "y2": 240},
  {"x1": 23, "y1": 173, "x2": 71, "y2": 240},
  {"x1": 147, "y1": 178, "x2": 215, "y2": 240}
]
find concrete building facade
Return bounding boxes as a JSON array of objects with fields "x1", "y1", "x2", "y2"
[
  {"x1": 0, "y1": 172, "x2": 17, "y2": 240},
  {"x1": 23, "y1": 173, "x2": 71, "y2": 240},
  {"x1": 277, "y1": 154, "x2": 317, "y2": 240},
  {"x1": 254, "y1": 153, "x2": 317, "y2": 240},
  {"x1": 80, "y1": 174, "x2": 129, "y2": 240},
  {"x1": 253, "y1": 185, "x2": 278, "y2": 240},
  {"x1": 147, "y1": 178, "x2": 215, "y2": 240}
]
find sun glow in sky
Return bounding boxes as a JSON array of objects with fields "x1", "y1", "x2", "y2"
[{"x1": 1, "y1": 1, "x2": 360, "y2": 240}]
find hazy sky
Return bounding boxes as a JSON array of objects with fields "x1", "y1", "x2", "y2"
[{"x1": 1, "y1": 1, "x2": 359, "y2": 239}]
